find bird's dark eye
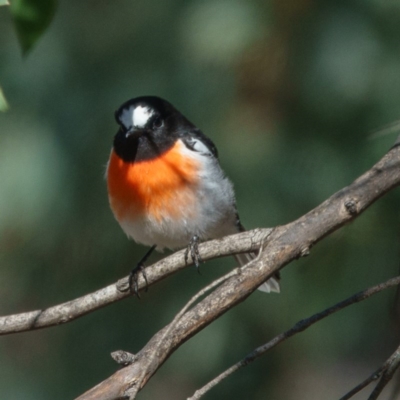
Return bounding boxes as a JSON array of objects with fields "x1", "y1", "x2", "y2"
[{"x1": 153, "y1": 117, "x2": 163, "y2": 129}]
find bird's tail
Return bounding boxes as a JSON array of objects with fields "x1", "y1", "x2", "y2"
[{"x1": 234, "y1": 253, "x2": 280, "y2": 293}]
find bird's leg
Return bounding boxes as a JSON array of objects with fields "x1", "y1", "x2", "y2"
[
  {"x1": 184, "y1": 235, "x2": 203, "y2": 273},
  {"x1": 129, "y1": 244, "x2": 156, "y2": 298}
]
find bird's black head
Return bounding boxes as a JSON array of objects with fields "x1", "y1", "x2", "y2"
[{"x1": 113, "y1": 96, "x2": 195, "y2": 162}]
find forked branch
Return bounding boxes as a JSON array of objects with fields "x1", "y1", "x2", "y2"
[
  {"x1": 76, "y1": 140, "x2": 400, "y2": 399},
  {"x1": 190, "y1": 276, "x2": 400, "y2": 399}
]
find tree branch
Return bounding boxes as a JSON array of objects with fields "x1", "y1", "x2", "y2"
[
  {"x1": 189, "y1": 276, "x2": 400, "y2": 399},
  {"x1": 339, "y1": 343, "x2": 400, "y2": 400},
  {"x1": 368, "y1": 344, "x2": 400, "y2": 400},
  {"x1": 0, "y1": 229, "x2": 270, "y2": 335},
  {"x1": 125, "y1": 266, "x2": 242, "y2": 398},
  {"x1": 339, "y1": 369, "x2": 384, "y2": 400},
  {"x1": 75, "y1": 142, "x2": 400, "y2": 399}
]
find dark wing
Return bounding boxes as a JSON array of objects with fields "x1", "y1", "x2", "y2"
[
  {"x1": 235, "y1": 211, "x2": 246, "y2": 232},
  {"x1": 180, "y1": 129, "x2": 218, "y2": 158}
]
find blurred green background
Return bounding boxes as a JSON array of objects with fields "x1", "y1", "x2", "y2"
[{"x1": 1, "y1": 0, "x2": 400, "y2": 399}]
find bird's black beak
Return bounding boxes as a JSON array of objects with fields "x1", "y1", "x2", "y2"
[{"x1": 125, "y1": 127, "x2": 143, "y2": 140}]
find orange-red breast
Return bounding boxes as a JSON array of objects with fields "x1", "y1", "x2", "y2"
[{"x1": 107, "y1": 96, "x2": 280, "y2": 293}]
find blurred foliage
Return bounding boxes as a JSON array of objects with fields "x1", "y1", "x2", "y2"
[
  {"x1": 0, "y1": 87, "x2": 8, "y2": 111},
  {"x1": 0, "y1": 1, "x2": 8, "y2": 110},
  {"x1": 1, "y1": 0, "x2": 400, "y2": 399},
  {"x1": 10, "y1": 0, "x2": 57, "y2": 55},
  {"x1": 0, "y1": 0, "x2": 56, "y2": 110}
]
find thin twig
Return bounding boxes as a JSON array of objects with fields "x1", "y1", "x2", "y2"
[
  {"x1": 368, "y1": 344, "x2": 400, "y2": 400},
  {"x1": 339, "y1": 341, "x2": 400, "y2": 400},
  {"x1": 339, "y1": 367, "x2": 384, "y2": 400},
  {"x1": 368, "y1": 120, "x2": 400, "y2": 140},
  {"x1": 126, "y1": 268, "x2": 241, "y2": 399},
  {"x1": 340, "y1": 346, "x2": 400, "y2": 400},
  {"x1": 189, "y1": 276, "x2": 400, "y2": 400},
  {"x1": 388, "y1": 366, "x2": 400, "y2": 400}
]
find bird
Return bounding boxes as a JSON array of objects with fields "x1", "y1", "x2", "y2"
[{"x1": 106, "y1": 96, "x2": 280, "y2": 295}]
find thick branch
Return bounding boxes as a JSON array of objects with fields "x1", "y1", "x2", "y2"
[
  {"x1": 76, "y1": 143, "x2": 400, "y2": 399},
  {"x1": 0, "y1": 229, "x2": 270, "y2": 335}
]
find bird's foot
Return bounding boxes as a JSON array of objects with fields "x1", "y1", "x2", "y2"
[
  {"x1": 128, "y1": 244, "x2": 156, "y2": 298},
  {"x1": 184, "y1": 235, "x2": 203, "y2": 273},
  {"x1": 128, "y1": 263, "x2": 148, "y2": 298}
]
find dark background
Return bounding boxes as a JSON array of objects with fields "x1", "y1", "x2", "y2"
[{"x1": 1, "y1": 1, "x2": 400, "y2": 398}]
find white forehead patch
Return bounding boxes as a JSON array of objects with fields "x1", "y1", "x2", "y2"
[{"x1": 119, "y1": 105, "x2": 154, "y2": 129}]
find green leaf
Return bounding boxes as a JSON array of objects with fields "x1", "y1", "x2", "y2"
[
  {"x1": 0, "y1": 87, "x2": 9, "y2": 112},
  {"x1": 10, "y1": 0, "x2": 57, "y2": 55},
  {"x1": 0, "y1": 1, "x2": 10, "y2": 6}
]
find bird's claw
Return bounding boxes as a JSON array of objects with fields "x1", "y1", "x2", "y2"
[
  {"x1": 128, "y1": 263, "x2": 148, "y2": 298},
  {"x1": 185, "y1": 235, "x2": 203, "y2": 273},
  {"x1": 127, "y1": 244, "x2": 156, "y2": 298}
]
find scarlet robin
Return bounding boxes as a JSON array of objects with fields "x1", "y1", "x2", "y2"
[{"x1": 107, "y1": 96, "x2": 280, "y2": 295}]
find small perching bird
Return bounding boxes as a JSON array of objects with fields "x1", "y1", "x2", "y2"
[{"x1": 106, "y1": 96, "x2": 280, "y2": 294}]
